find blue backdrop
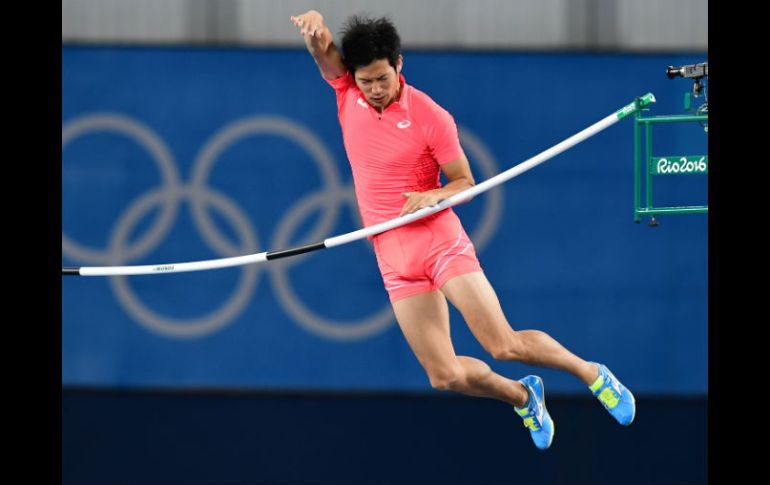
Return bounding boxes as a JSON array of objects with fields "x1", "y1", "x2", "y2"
[{"x1": 62, "y1": 46, "x2": 707, "y2": 394}]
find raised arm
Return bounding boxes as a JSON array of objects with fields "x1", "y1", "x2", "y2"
[{"x1": 290, "y1": 10, "x2": 346, "y2": 81}]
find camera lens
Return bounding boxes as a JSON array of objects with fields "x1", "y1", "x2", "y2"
[{"x1": 666, "y1": 66, "x2": 682, "y2": 79}]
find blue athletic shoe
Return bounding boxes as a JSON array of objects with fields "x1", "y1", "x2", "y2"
[
  {"x1": 589, "y1": 362, "x2": 636, "y2": 426},
  {"x1": 514, "y1": 375, "x2": 554, "y2": 450}
]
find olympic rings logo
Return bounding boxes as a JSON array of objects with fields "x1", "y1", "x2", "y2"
[{"x1": 62, "y1": 113, "x2": 503, "y2": 341}]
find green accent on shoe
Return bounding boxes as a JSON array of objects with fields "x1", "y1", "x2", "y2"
[
  {"x1": 516, "y1": 375, "x2": 555, "y2": 450},
  {"x1": 589, "y1": 362, "x2": 636, "y2": 426},
  {"x1": 598, "y1": 388, "x2": 620, "y2": 409},
  {"x1": 514, "y1": 406, "x2": 529, "y2": 417},
  {"x1": 589, "y1": 374, "x2": 604, "y2": 393},
  {"x1": 522, "y1": 416, "x2": 540, "y2": 431}
]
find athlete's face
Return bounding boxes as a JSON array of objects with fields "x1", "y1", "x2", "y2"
[{"x1": 354, "y1": 56, "x2": 403, "y2": 111}]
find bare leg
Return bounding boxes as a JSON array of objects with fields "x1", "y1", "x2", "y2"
[
  {"x1": 391, "y1": 290, "x2": 529, "y2": 407},
  {"x1": 440, "y1": 272, "x2": 599, "y2": 386}
]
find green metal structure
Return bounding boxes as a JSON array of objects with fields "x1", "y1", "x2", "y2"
[{"x1": 633, "y1": 62, "x2": 708, "y2": 226}]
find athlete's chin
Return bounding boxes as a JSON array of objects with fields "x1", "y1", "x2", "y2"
[{"x1": 369, "y1": 96, "x2": 387, "y2": 105}]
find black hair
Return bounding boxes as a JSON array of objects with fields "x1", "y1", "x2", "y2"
[{"x1": 340, "y1": 15, "x2": 401, "y2": 75}]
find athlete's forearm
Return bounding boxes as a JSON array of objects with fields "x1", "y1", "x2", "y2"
[
  {"x1": 308, "y1": 30, "x2": 346, "y2": 80},
  {"x1": 303, "y1": 24, "x2": 333, "y2": 57},
  {"x1": 290, "y1": 10, "x2": 346, "y2": 80},
  {"x1": 433, "y1": 177, "x2": 474, "y2": 200}
]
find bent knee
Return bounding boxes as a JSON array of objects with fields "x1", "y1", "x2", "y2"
[
  {"x1": 428, "y1": 364, "x2": 465, "y2": 391},
  {"x1": 488, "y1": 335, "x2": 527, "y2": 361}
]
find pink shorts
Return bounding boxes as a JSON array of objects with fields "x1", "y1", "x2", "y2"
[{"x1": 372, "y1": 209, "x2": 483, "y2": 302}]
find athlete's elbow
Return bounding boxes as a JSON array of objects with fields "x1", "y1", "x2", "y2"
[
  {"x1": 457, "y1": 177, "x2": 476, "y2": 204},
  {"x1": 458, "y1": 177, "x2": 475, "y2": 204},
  {"x1": 462, "y1": 177, "x2": 475, "y2": 194}
]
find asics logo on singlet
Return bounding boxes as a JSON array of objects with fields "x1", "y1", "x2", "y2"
[
  {"x1": 356, "y1": 98, "x2": 369, "y2": 109},
  {"x1": 396, "y1": 120, "x2": 411, "y2": 129}
]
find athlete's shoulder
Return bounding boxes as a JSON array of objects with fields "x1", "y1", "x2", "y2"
[
  {"x1": 407, "y1": 84, "x2": 448, "y2": 114},
  {"x1": 406, "y1": 84, "x2": 455, "y2": 130},
  {"x1": 325, "y1": 70, "x2": 359, "y2": 113},
  {"x1": 325, "y1": 70, "x2": 356, "y2": 92}
]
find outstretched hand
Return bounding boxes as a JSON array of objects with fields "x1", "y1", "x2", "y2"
[{"x1": 290, "y1": 10, "x2": 325, "y2": 38}]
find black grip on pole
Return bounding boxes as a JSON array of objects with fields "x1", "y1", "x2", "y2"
[{"x1": 266, "y1": 242, "x2": 325, "y2": 260}]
